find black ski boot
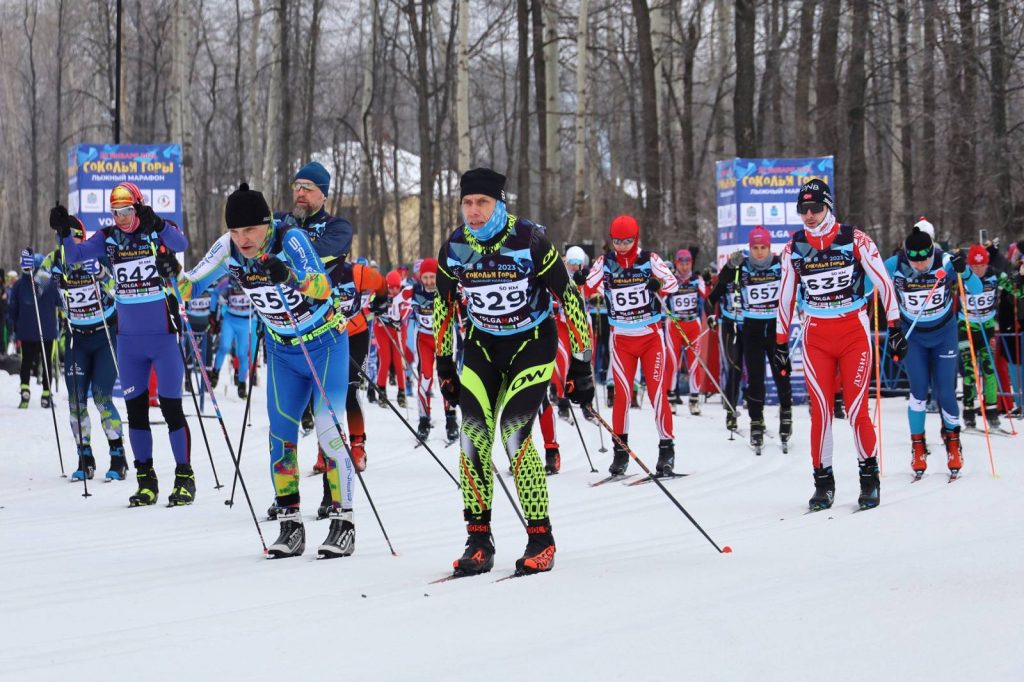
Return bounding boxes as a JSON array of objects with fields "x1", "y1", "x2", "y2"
[
  {"x1": 208, "y1": 368, "x2": 220, "y2": 389},
  {"x1": 726, "y1": 410, "x2": 738, "y2": 432},
  {"x1": 416, "y1": 416, "x2": 431, "y2": 442},
  {"x1": 40, "y1": 390, "x2": 52, "y2": 409},
  {"x1": 557, "y1": 399, "x2": 572, "y2": 423},
  {"x1": 750, "y1": 419, "x2": 766, "y2": 455},
  {"x1": 445, "y1": 411, "x2": 459, "y2": 443},
  {"x1": 71, "y1": 446, "x2": 96, "y2": 482},
  {"x1": 128, "y1": 461, "x2": 159, "y2": 507},
  {"x1": 236, "y1": 381, "x2": 247, "y2": 399},
  {"x1": 962, "y1": 406, "x2": 976, "y2": 429},
  {"x1": 609, "y1": 434, "x2": 629, "y2": 475},
  {"x1": 857, "y1": 457, "x2": 880, "y2": 510},
  {"x1": 301, "y1": 403, "x2": 315, "y2": 436},
  {"x1": 167, "y1": 464, "x2": 196, "y2": 506},
  {"x1": 779, "y1": 406, "x2": 793, "y2": 443},
  {"x1": 656, "y1": 439, "x2": 675, "y2": 475},
  {"x1": 688, "y1": 395, "x2": 702, "y2": 415},
  {"x1": 318, "y1": 508, "x2": 355, "y2": 559},
  {"x1": 376, "y1": 385, "x2": 389, "y2": 408},
  {"x1": 396, "y1": 391, "x2": 407, "y2": 408},
  {"x1": 605, "y1": 383, "x2": 615, "y2": 408},
  {"x1": 833, "y1": 394, "x2": 845, "y2": 419},
  {"x1": 367, "y1": 384, "x2": 377, "y2": 404},
  {"x1": 266, "y1": 502, "x2": 280, "y2": 521},
  {"x1": 18, "y1": 384, "x2": 30, "y2": 409},
  {"x1": 453, "y1": 515, "x2": 495, "y2": 576},
  {"x1": 515, "y1": 518, "x2": 556, "y2": 575},
  {"x1": 808, "y1": 466, "x2": 835, "y2": 511},
  {"x1": 316, "y1": 473, "x2": 334, "y2": 520},
  {"x1": 106, "y1": 439, "x2": 129, "y2": 481},
  {"x1": 268, "y1": 506, "x2": 305, "y2": 558},
  {"x1": 545, "y1": 445, "x2": 561, "y2": 475}
]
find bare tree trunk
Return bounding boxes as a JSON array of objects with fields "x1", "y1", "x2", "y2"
[
  {"x1": 921, "y1": 0, "x2": 936, "y2": 213},
  {"x1": 52, "y1": 0, "x2": 67, "y2": 204},
  {"x1": 246, "y1": 0, "x2": 263, "y2": 183},
  {"x1": 171, "y1": 0, "x2": 195, "y2": 246},
  {"x1": 455, "y1": 0, "x2": 471, "y2": 172},
  {"x1": 358, "y1": 0, "x2": 379, "y2": 259},
  {"x1": 233, "y1": 0, "x2": 246, "y2": 177},
  {"x1": 405, "y1": 0, "x2": 435, "y2": 259},
  {"x1": 543, "y1": 0, "x2": 561, "y2": 235},
  {"x1": 262, "y1": 0, "x2": 285, "y2": 205},
  {"x1": 516, "y1": 0, "x2": 531, "y2": 214},
  {"x1": 987, "y1": 0, "x2": 1012, "y2": 232},
  {"x1": 952, "y1": 0, "x2": 976, "y2": 238},
  {"x1": 815, "y1": 0, "x2": 840, "y2": 164},
  {"x1": 23, "y1": 0, "x2": 41, "y2": 247},
  {"x1": 531, "y1": 0, "x2": 549, "y2": 227},
  {"x1": 793, "y1": 0, "x2": 817, "y2": 148},
  {"x1": 896, "y1": 0, "x2": 913, "y2": 225},
  {"x1": 301, "y1": 0, "x2": 324, "y2": 162},
  {"x1": 712, "y1": 0, "x2": 730, "y2": 156},
  {"x1": 276, "y1": 0, "x2": 294, "y2": 202},
  {"x1": 631, "y1": 0, "x2": 663, "y2": 232},
  {"x1": 732, "y1": 0, "x2": 756, "y2": 157},
  {"x1": 845, "y1": 0, "x2": 868, "y2": 226},
  {"x1": 569, "y1": 0, "x2": 589, "y2": 243}
]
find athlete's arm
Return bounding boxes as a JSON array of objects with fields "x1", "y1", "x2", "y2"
[
  {"x1": 156, "y1": 220, "x2": 188, "y2": 253},
  {"x1": 534, "y1": 230, "x2": 591, "y2": 355},
  {"x1": 433, "y1": 240, "x2": 459, "y2": 357},
  {"x1": 179, "y1": 234, "x2": 232, "y2": 302},
  {"x1": 309, "y1": 215, "x2": 354, "y2": 263},
  {"x1": 61, "y1": 229, "x2": 107, "y2": 264},
  {"x1": 775, "y1": 242, "x2": 799, "y2": 344},
  {"x1": 650, "y1": 253, "x2": 679, "y2": 294},
  {"x1": 854, "y1": 229, "x2": 899, "y2": 324},
  {"x1": 280, "y1": 228, "x2": 331, "y2": 300},
  {"x1": 580, "y1": 255, "x2": 605, "y2": 298}
]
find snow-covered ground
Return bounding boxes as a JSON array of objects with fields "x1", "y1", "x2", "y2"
[{"x1": 1, "y1": 369, "x2": 1021, "y2": 681}]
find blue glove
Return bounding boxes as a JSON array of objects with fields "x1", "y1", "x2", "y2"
[
  {"x1": 20, "y1": 249, "x2": 34, "y2": 272},
  {"x1": 82, "y1": 259, "x2": 101, "y2": 276}
]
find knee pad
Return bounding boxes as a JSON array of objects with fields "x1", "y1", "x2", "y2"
[
  {"x1": 159, "y1": 397, "x2": 187, "y2": 431},
  {"x1": 125, "y1": 394, "x2": 151, "y2": 429}
]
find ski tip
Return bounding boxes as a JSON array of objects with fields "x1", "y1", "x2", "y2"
[{"x1": 721, "y1": 545, "x2": 733, "y2": 554}]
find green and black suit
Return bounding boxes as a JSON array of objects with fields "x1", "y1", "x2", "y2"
[{"x1": 434, "y1": 215, "x2": 590, "y2": 523}]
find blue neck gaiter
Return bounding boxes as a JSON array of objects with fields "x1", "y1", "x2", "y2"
[{"x1": 466, "y1": 200, "x2": 508, "y2": 242}]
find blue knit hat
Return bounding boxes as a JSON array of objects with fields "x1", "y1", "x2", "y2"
[{"x1": 294, "y1": 161, "x2": 330, "y2": 197}]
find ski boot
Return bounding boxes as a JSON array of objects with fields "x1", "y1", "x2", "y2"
[
  {"x1": 726, "y1": 410, "x2": 738, "y2": 433},
  {"x1": 266, "y1": 502, "x2": 280, "y2": 521},
  {"x1": 557, "y1": 399, "x2": 572, "y2": 424},
  {"x1": 396, "y1": 391, "x2": 407, "y2": 409},
  {"x1": 375, "y1": 385, "x2": 389, "y2": 408},
  {"x1": 986, "y1": 406, "x2": 1012, "y2": 434},
  {"x1": 656, "y1": 439, "x2": 675, "y2": 475},
  {"x1": 18, "y1": 384, "x2": 30, "y2": 409},
  {"x1": 910, "y1": 433, "x2": 928, "y2": 477},
  {"x1": 779, "y1": 406, "x2": 793, "y2": 445},
  {"x1": 515, "y1": 518, "x2": 556, "y2": 575},
  {"x1": 301, "y1": 405, "x2": 315, "y2": 436},
  {"x1": 961, "y1": 406, "x2": 976, "y2": 429},
  {"x1": 833, "y1": 395, "x2": 845, "y2": 419},
  {"x1": 942, "y1": 426, "x2": 963, "y2": 477},
  {"x1": 350, "y1": 434, "x2": 367, "y2": 472},
  {"x1": 609, "y1": 434, "x2": 629, "y2": 475},
  {"x1": 40, "y1": 390, "x2": 52, "y2": 409},
  {"x1": 106, "y1": 440, "x2": 129, "y2": 481},
  {"x1": 318, "y1": 508, "x2": 355, "y2": 559},
  {"x1": 808, "y1": 466, "x2": 835, "y2": 511},
  {"x1": 444, "y1": 412, "x2": 459, "y2": 444},
  {"x1": 605, "y1": 383, "x2": 614, "y2": 409},
  {"x1": 128, "y1": 461, "x2": 159, "y2": 507},
  {"x1": 167, "y1": 464, "x2": 196, "y2": 506},
  {"x1": 366, "y1": 384, "x2": 377, "y2": 404},
  {"x1": 630, "y1": 389, "x2": 640, "y2": 409},
  {"x1": 671, "y1": 390, "x2": 684, "y2": 406},
  {"x1": 208, "y1": 368, "x2": 220, "y2": 389},
  {"x1": 71, "y1": 445, "x2": 96, "y2": 481},
  {"x1": 316, "y1": 473, "x2": 334, "y2": 520},
  {"x1": 267, "y1": 506, "x2": 305, "y2": 558},
  {"x1": 236, "y1": 381, "x2": 247, "y2": 399},
  {"x1": 416, "y1": 416, "x2": 431, "y2": 443},
  {"x1": 750, "y1": 419, "x2": 766, "y2": 456},
  {"x1": 544, "y1": 443, "x2": 561, "y2": 475},
  {"x1": 688, "y1": 395, "x2": 702, "y2": 416},
  {"x1": 313, "y1": 447, "x2": 327, "y2": 474},
  {"x1": 857, "y1": 457, "x2": 880, "y2": 510},
  {"x1": 453, "y1": 514, "x2": 495, "y2": 576}
]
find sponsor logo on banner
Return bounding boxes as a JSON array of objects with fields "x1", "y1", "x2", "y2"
[
  {"x1": 82, "y1": 189, "x2": 103, "y2": 213},
  {"x1": 717, "y1": 203, "x2": 736, "y2": 228},
  {"x1": 740, "y1": 202, "x2": 763, "y2": 225},
  {"x1": 152, "y1": 189, "x2": 175, "y2": 212},
  {"x1": 762, "y1": 203, "x2": 786, "y2": 225}
]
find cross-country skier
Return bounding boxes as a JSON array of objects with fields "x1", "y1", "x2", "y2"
[
  {"x1": 210, "y1": 277, "x2": 255, "y2": 398},
  {"x1": 885, "y1": 226, "x2": 966, "y2": 477},
  {"x1": 774, "y1": 179, "x2": 902, "y2": 511},
  {"x1": 52, "y1": 184, "x2": 194, "y2": 507},
  {"x1": 705, "y1": 248, "x2": 745, "y2": 432},
  {"x1": 373, "y1": 271, "x2": 412, "y2": 408},
  {"x1": 9, "y1": 250, "x2": 60, "y2": 409},
  {"x1": 664, "y1": 248, "x2": 707, "y2": 415},
  {"x1": 43, "y1": 231, "x2": 126, "y2": 481},
  {"x1": 183, "y1": 285, "x2": 216, "y2": 393},
  {"x1": 178, "y1": 183, "x2": 355, "y2": 559},
  {"x1": 581, "y1": 214, "x2": 679, "y2": 476},
  {"x1": 434, "y1": 168, "x2": 593, "y2": 577},
  {"x1": 410, "y1": 257, "x2": 459, "y2": 444}
]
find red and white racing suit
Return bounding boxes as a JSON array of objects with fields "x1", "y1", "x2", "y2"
[
  {"x1": 375, "y1": 286, "x2": 412, "y2": 391},
  {"x1": 664, "y1": 273, "x2": 706, "y2": 397}
]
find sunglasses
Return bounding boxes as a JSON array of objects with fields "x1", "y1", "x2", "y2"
[
  {"x1": 111, "y1": 206, "x2": 135, "y2": 217},
  {"x1": 611, "y1": 237, "x2": 636, "y2": 246},
  {"x1": 292, "y1": 181, "x2": 319, "y2": 193},
  {"x1": 797, "y1": 202, "x2": 825, "y2": 215},
  {"x1": 906, "y1": 247, "x2": 932, "y2": 259}
]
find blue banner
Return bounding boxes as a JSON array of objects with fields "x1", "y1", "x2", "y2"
[{"x1": 67, "y1": 144, "x2": 184, "y2": 236}]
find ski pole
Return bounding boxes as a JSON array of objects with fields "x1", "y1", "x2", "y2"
[
  {"x1": 583, "y1": 405, "x2": 730, "y2": 554},
  {"x1": 27, "y1": 265, "x2": 66, "y2": 477},
  {"x1": 956, "y1": 272, "x2": 998, "y2": 477},
  {"x1": 590, "y1": 310, "x2": 608, "y2": 453},
  {"x1": 566, "y1": 401, "x2": 598, "y2": 472},
  {"x1": 872, "y1": 289, "x2": 884, "y2": 476},
  {"x1": 270, "y1": 280, "x2": 397, "y2": 555},
  {"x1": 64, "y1": 322, "x2": 90, "y2": 497},
  {"x1": 977, "y1": 322, "x2": 1017, "y2": 435},
  {"x1": 902, "y1": 270, "x2": 947, "y2": 343},
  {"x1": 225, "y1": 329, "x2": 263, "y2": 507},
  {"x1": 669, "y1": 316, "x2": 737, "y2": 415},
  {"x1": 348, "y1": 356, "x2": 459, "y2": 488}
]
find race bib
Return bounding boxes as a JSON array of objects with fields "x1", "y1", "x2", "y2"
[
  {"x1": 901, "y1": 289, "x2": 945, "y2": 315},
  {"x1": 610, "y1": 283, "x2": 652, "y2": 312},
  {"x1": 465, "y1": 279, "x2": 532, "y2": 330},
  {"x1": 746, "y1": 281, "x2": 780, "y2": 304},
  {"x1": 966, "y1": 291, "x2": 996, "y2": 317},
  {"x1": 671, "y1": 291, "x2": 699, "y2": 317},
  {"x1": 802, "y1": 265, "x2": 856, "y2": 309},
  {"x1": 228, "y1": 293, "x2": 251, "y2": 314},
  {"x1": 113, "y1": 255, "x2": 162, "y2": 299},
  {"x1": 188, "y1": 296, "x2": 211, "y2": 313},
  {"x1": 417, "y1": 312, "x2": 433, "y2": 330},
  {"x1": 63, "y1": 285, "x2": 101, "y2": 321},
  {"x1": 245, "y1": 284, "x2": 311, "y2": 328}
]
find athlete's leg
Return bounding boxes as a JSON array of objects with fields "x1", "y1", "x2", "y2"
[
  {"x1": 802, "y1": 319, "x2": 839, "y2": 469},
  {"x1": 457, "y1": 329, "x2": 501, "y2": 521},
  {"x1": 153, "y1": 334, "x2": 190, "y2": 466},
  {"x1": 308, "y1": 331, "x2": 353, "y2": 511},
  {"x1": 610, "y1": 331, "x2": 640, "y2": 435},
  {"x1": 742, "y1": 322, "x2": 768, "y2": 423},
  {"x1": 837, "y1": 314, "x2": 876, "y2": 462},
  {"x1": 266, "y1": 341, "x2": 314, "y2": 509},
  {"x1": 416, "y1": 333, "x2": 435, "y2": 419},
  {"x1": 639, "y1": 329, "x2": 674, "y2": 440}
]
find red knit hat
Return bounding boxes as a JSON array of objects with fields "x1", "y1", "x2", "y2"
[
  {"x1": 386, "y1": 270, "x2": 403, "y2": 288},
  {"x1": 968, "y1": 244, "x2": 989, "y2": 266},
  {"x1": 419, "y1": 257, "x2": 438, "y2": 275},
  {"x1": 610, "y1": 215, "x2": 639, "y2": 240},
  {"x1": 748, "y1": 225, "x2": 771, "y2": 248}
]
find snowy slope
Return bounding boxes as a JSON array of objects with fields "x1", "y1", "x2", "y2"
[{"x1": 1, "y1": 370, "x2": 1022, "y2": 681}]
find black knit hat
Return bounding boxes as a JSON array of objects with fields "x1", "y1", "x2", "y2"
[
  {"x1": 903, "y1": 226, "x2": 933, "y2": 261},
  {"x1": 459, "y1": 168, "x2": 506, "y2": 202},
  {"x1": 225, "y1": 183, "x2": 271, "y2": 229},
  {"x1": 796, "y1": 179, "x2": 834, "y2": 212}
]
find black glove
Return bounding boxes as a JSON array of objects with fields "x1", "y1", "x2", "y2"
[
  {"x1": 646, "y1": 278, "x2": 662, "y2": 293},
  {"x1": 771, "y1": 341, "x2": 791, "y2": 377},
  {"x1": 49, "y1": 203, "x2": 75, "y2": 239},
  {"x1": 369, "y1": 293, "x2": 388, "y2": 317},
  {"x1": 436, "y1": 355, "x2": 460, "y2": 407},
  {"x1": 950, "y1": 250, "x2": 967, "y2": 274},
  {"x1": 706, "y1": 315, "x2": 718, "y2": 331},
  {"x1": 261, "y1": 255, "x2": 292, "y2": 284},
  {"x1": 565, "y1": 357, "x2": 595, "y2": 406},
  {"x1": 572, "y1": 269, "x2": 586, "y2": 286},
  {"x1": 135, "y1": 203, "x2": 164, "y2": 233},
  {"x1": 207, "y1": 315, "x2": 221, "y2": 336},
  {"x1": 154, "y1": 247, "x2": 181, "y2": 279},
  {"x1": 887, "y1": 323, "x2": 908, "y2": 363}
]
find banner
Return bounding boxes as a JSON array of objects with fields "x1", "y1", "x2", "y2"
[
  {"x1": 67, "y1": 144, "x2": 183, "y2": 236},
  {"x1": 715, "y1": 156, "x2": 834, "y2": 266}
]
